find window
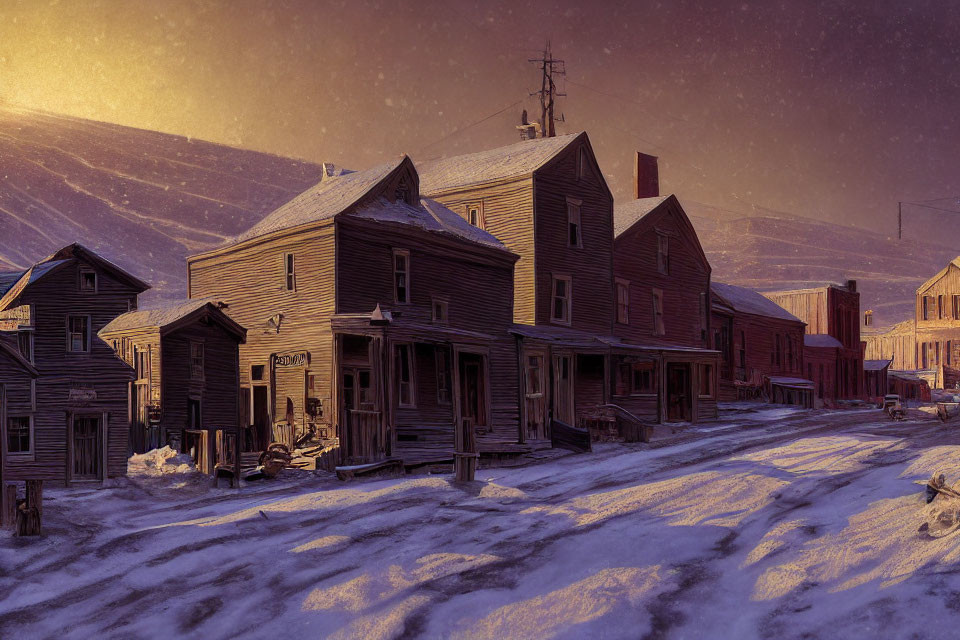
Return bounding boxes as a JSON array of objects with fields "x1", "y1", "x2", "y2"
[
  {"x1": 187, "y1": 398, "x2": 201, "y2": 429},
  {"x1": 567, "y1": 197, "x2": 582, "y2": 248},
  {"x1": 128, "y1": 297, "x2": 138, "y2": 312},
  {"x1": 190, "y1": 342, "x2": 204, "y2": 380},
  {"x1": 615, "y1": 279, "x2": 630, "y2": 324},
  {"x1": 467, "y1": 203, "x2": 484, "y2": 228},
  {"x1": 66, "y1": 315, "x2": 90, "y2": 353},
  {"x1": 135, "y1": 346, "x2": 150, "y2": 380},
  {"x1": 251, "y1": 365, "x2": 265, "y2": 381},
  {"x1": 395, "y1": 344, "x2": 415, "y2": 407},
  {"x1": 393, "y1": 249, "x2": 410, "y2": 304},
  {"x1": 954, "y1": 295, "x2": 960, "y2": 320},
  {"x1": 940, "y1": 295, "x2": 946, "y2": 319},
  {"x1": 436, "y1": 348, "x2": 451, "y2": 405},
  {"x1": 432, "y1": 298, "x2": 449, "y2": 324},
  {"x1": 551, "y1": 275, "x2": 572, "y2": 325},
  {"x1": 652, "y1": 289, "x2": 665, "y2": 336},
  {"x1": 864, "y1": 310, "x2": 873, "y2": 327},
  {"x1": 699, "y1": 292, "x2": 707, "y2": 341},
  {"x1": 923, "y1": 295, "x2": 937, "y2": 321},
  {"x1": 657, "y1": 232, "x2": 670, "y2": 275},
  {"x1": 699, "y1": 363, "x2": 714, "y2": 398},
  {"x1": 17, "y1": 330, "x2": 33, "y2": 363},
  {"x1": 284, "y1": 253, "x2": 296, "y2": 291},
  {"x1": 775, "y1": 334, "x2": 782, "y2": 367},
  {"x1": 739, "y1": 330, "x2": 746, "y2": 368},
  {"x1": 7, "y1": 416, "x2": 32, "y2": 456},
  {"x1": 616, "y1": 361, "x2": 656, "y2": 395},
  {"x1": 526, "y1": 355, "x2": 543, "y2": 394},
  {"x1": 79, "y1": 268, "x2": 97, "y2": 292}
]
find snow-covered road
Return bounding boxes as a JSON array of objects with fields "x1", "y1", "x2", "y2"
[{"x1": 3, "y1": 405, "x2": 960, "y2": 639}]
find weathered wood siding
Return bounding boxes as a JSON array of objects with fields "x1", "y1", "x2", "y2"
[
  {"x1": 534, "y1": 140, "x2": 614, "y2": 335},
  {"x1": 614, "y1": 200, "x2": 710, "y2": 348},
  {"x1": 10, "y1": 260, "x2": 137, "y2": 483},
  {"x1": 189, "y1": 222, "x2": 337, "y2": 439},
  {"x1": 422, "y1": 180, "x2": 537, "y2": 325}
]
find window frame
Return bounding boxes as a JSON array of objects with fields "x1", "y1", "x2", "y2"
[
  {"x1": 652, "y1": 288, "x2": 665, "y2": 336},
  {"x1": 431, "y1": 297, "x2": 449, "y2": 324},
  {"x1": 615, "y1": 278, "x2": 630, "y2": 325},
  {"x1": 6, "y1": 415, "x2": 34, "y2": 461},
  {"x1": 17, "y1": 329, "x2": 34, "y2": 364},
  {"x1": 566, "y1": 197, "x2": 583, "y2": 248},
  {"x1": 614, "y1": 360, "x2": 657, "y2": 397},
  {"x1": 65, "y1": 314, "x2": 91, "y2": 354},
  {"x1": 283, "y1": 252, "x2": 296, "y2": 292},
  {"x1": 395, "y1": 343, "x2": 416, "y2": 408},
  {"x1": 393, "y1": 249, "x2": 411, "y2": 305},
  {"x1": 190, "y1": 341, "x2": 205, "y2": 381},
  {"x1": 466, "y1": 202, "x2": 485, "y2": 229},
  {"x1": 551, "y1": 274, "x2": 573, "y2": 326},
  {"x1": 78, "y1": 267, "x2": 98, "y2": 293}
]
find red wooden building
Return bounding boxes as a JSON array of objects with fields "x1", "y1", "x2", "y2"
[
  {"x1": 0, "y1": 244, "x2": 149, "y2": 484},
  {"x1": 188, "y1": 157, "x2": 521, "y2": 468},
  {"x1": 100, "y1": 299, "x2": 246, "y2": 473},
  {"x1": 803, "y1": 334, "x2": 843, "y2": 406},
  {"x1": 612, "y1": 184, "x2": 719, "y2": 423},
  {"x1": 764, "y1": 282, "x2": 864, "y2": 400},
  {"x1": 710, "y1": 282, "x2": 807, "y2": 404},
  {"x1": 864, "y1": 359, "x2": 892, "y2": 402}
]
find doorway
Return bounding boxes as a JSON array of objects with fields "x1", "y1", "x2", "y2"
[
  {"x1": 666, "y1": 363, "x2": 692, "y2": 422},
  {"x1": 252, "y1": 386, "x2": 269, "y2": 450},
  {"x1": 524, "y1": 352, "x2": 547, "y2": 440},
  {"x1": 72, "y1": 415, "x2": 102, "y2": 480},
  {"x1": 552, "y1": 353, "x2": 575, "y2": 424}
]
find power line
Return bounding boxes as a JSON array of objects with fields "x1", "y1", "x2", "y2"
[
  {"x1": 902, "y1": 201, "x2": 960, "y2": 215},
  {"x1": 416, "y1": 99, "x2": 525, "y2": 159}
]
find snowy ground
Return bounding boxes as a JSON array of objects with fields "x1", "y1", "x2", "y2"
[{"x1": 4, "y1": 405, "x2": 960, "y2": 639}]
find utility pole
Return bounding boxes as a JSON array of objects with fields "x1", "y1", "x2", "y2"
[
  {"x1": 898, "y1": 201, "x2": 902, "y2": 240},
  {"x1": 528, "y1": 41, "x2": 566, "y2": 137}
]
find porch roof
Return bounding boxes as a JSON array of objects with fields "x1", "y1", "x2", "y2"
[
  {"x1": 768, "y1": 376, "x2": 815, "y2": 390},
  {"x1": 331, "y1": 313, "x2": 496, "y2": 343},
  {"x1": 509, "y1": 325, "x2": 720, "y2": 357}
]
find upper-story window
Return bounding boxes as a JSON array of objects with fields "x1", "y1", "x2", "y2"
[
  {"x1": 393, "y1": 249, "x2": 410, "y2": 304},
  {"x1": 567, "y1": 198, "x2": 582, "y2": 248},
  {"x1": 431, "y1": 298, "x2": 448, "y2": 324},
  {"x1": 551, "y1": 275, "x2": 572, "y2": 325},
  {"x1": 615, "y1": 278, "x2": 630, "y2": 324},
  {"x1": 7, "y1": 416, "x2": 32, "y2": 458},
  {"x1": 652, "y1": 289, "x2": 665, "y2": 335},
  {"x1": 284, "y1": 253, "x2": 296, "y2": 291},
  {"x1": 467, "y1": 203, "x2": 485, "y2": 229},
  {"x1": 190, "y1": 342, "x2": 205, "y2": 380},
  {"x1": 864, "y1": 310, "x2": 873, "y2": 327},
  {"x1": 395, "y1": 343, "x2": 415, "y2": 407},
  {"x1": 657, "y1": 232, "x2": 670, "y2": 275},
  {"x1": 79, "y1": 268, "x2": 97, "y2": 293},
  {"x1": 17, "y1": 329, "x2": 33, "y2": 363},
  {"x1": 66, "y1": 315, "x2": 90, "y2": 353},
  {"x1": 128, "y1": 297, "x2": 138, "y2": 312},
  {"x1": 135, "y1": 346, "x2": 150, "y2": 380}
]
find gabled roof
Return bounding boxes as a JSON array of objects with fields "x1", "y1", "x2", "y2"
[
  {"x1": 100, "y1": 298, "x2": 246, "y2": 342},
  {"x1": 864, "y1": 359, "x2": 892, "y2": 371},
  {"x1": 231, "y1": 157, "x2": 406, "y2": 244},
  {"x1": 0, "y1": 270, "x2": 24, "y2": 297},
  {"x1": 417, "y1": 132, "x2": 585, "y2": 194},
  {"x1": 0, "y1": 334, "x2": 38, "y2": 376},
  {"x1": 0, "y1": 243, "x2": 148, "y2": 312},
  {"x1": 614, "y1": 194, "x2": 710, "y2": 272},
  {"x1": 918, "y1": 256, "x2": 960, "y2": 294},
  {"x1": 804, "y1": 334, "x2": 843, "y2": 348},
  {"x1": 711, "y1": 282, "x2": 803, "y2": 323}
]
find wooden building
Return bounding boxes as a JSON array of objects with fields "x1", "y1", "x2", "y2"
[
  {"x1": 888, "y1": 370, "x2": 931, "y2": 404},
  {"x1": 710, "y1": 282, "x2": 807, "y2": 403},
  {"x1": 864, "y1": 319, "x2": 915, "y2": 370},
  {"x1": 803, "y1": 334, "x2": 843, "y2": 406},
  {"x1": 864, "y1": 359, "x2": 892, "y2": 402},
  {"x1": 914, "y1": 257, "x2": 960, "y2": 376},
  {"x1": 0, "y1": 244, "x2": 148, "y2": 484},
  {"x1": 612, "y1": 189, "x2": 720, "y2": 423},
  {"x1": 99, "y1": 299, "x2": 246, "y2": 472},
  {"x1": 0, "y1": 336, "x2": 39, "y2": 519},
  {"x1": 188, "y1": 157, "x2": 521, "y2": 467},
  {"x1": 764, "y1": 282, "x2": 864, "y2": 400},
  {"x1": 419, "y1": 132, "x2": 626, "y2": 434}
]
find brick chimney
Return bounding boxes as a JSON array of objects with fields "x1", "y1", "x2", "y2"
[
  {"x1": 633, "y1": 152, "x2": 660, "y2": 199},
  {"x1": 846, "y1": 279, "x2": 857, "y2": 293}
]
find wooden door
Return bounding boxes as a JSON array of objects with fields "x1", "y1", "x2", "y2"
[
  {"x1": 72, "y1": 416, "x2": 102, "y2": 480},
  {"x1": 342, "y1": 367, "x2": 379, "y2": 462},
  {"x1": 552, "y1": 354, "x2": 575, "y2": 424},
  {"x1": 252, "y1": 386, "x2": 269, "y2": 450},
  {"x1": 524, "y1": 353, "x2": 547, "y2": 440},
  {"x1": 666, "y1": 364, "x2": 691, "y2": 422}
]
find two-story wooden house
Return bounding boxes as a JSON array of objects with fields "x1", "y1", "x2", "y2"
[
  {"x1": 99, "y1": 299, "x2": 246, "y2": 472},
  {"x1": 915, "y1": 257, "x2": 960, "y2": 375},
  {"x1": 0, "y1": 244, "x2": 148, "y2": 484},
  {"x1": 612, "y1": 189, "x2": 720, "y2": 423},
  {"x1": 187, "y1": 157, "x2": 520, "y2": 468},
  {"x1": 711, "y1": 282, "x2": 807, "y2": 403},
  {"x1": 419, "y1": 132, "x2": 619, "y2": 438},
  {"x1": 764, "y1": 282, "x2": 864, "y2": 400},
  {"x1": 0, "y1": 335, "x2": 39, "y2": 521}
]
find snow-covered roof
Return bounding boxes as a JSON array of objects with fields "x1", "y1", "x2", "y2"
[
  {"x1": 612, "y1": 196, "x2": 670, "y2": 237},
  {"x1": 864, "y1": 359, "x2": 892, "y2": 371},
  {"x1": 351, "y1": 198, "x2": 508, "y2": 252},
  {"x1": 100, "y1": 298, "x2": 245, "y2": 340},
  {"x1": 417, "y1": 132, "x2": 583, "y2": 194},
  {"x1": 804, "y1": 334, "x2": 843, "y2": 348},
  {"x1": 232, "y1": 158, "x2": 403, "y2": 244},
  {"x1": 918, "y1": 256, "x2": 960, "y2": 294},
  {"x1": 712, "y1": 282, "x2": 803, "y2": 323}
]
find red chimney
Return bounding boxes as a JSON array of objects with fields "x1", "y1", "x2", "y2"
[{"x1": 633, "y1": 152, "x2": 660, "y2": 199}]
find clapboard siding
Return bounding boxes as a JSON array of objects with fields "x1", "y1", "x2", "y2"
[
  {"x1": 161, "y1": 325, "x2": 240, "y2": 432},
  {"x1": 9, "y1": 259, "x2": 138, "y2": 483},
  {"x1": 534, "y1": 139, "x2": 614, "y2": 335}
]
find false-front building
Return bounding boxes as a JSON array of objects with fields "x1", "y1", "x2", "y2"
[
  {"x1": 188, "y1": 157, "x2": 520, "y2": 466},
  {"x1": 0, "y1": 244, "x2": 148, "y2": 484},
  {"x1": 99, "y1": 299, "x2": 246, "y2": 472}
]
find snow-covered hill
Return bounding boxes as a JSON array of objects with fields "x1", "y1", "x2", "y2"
[{"x1": 0, "y1": 105, "x2": 323, "y2": 301}]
